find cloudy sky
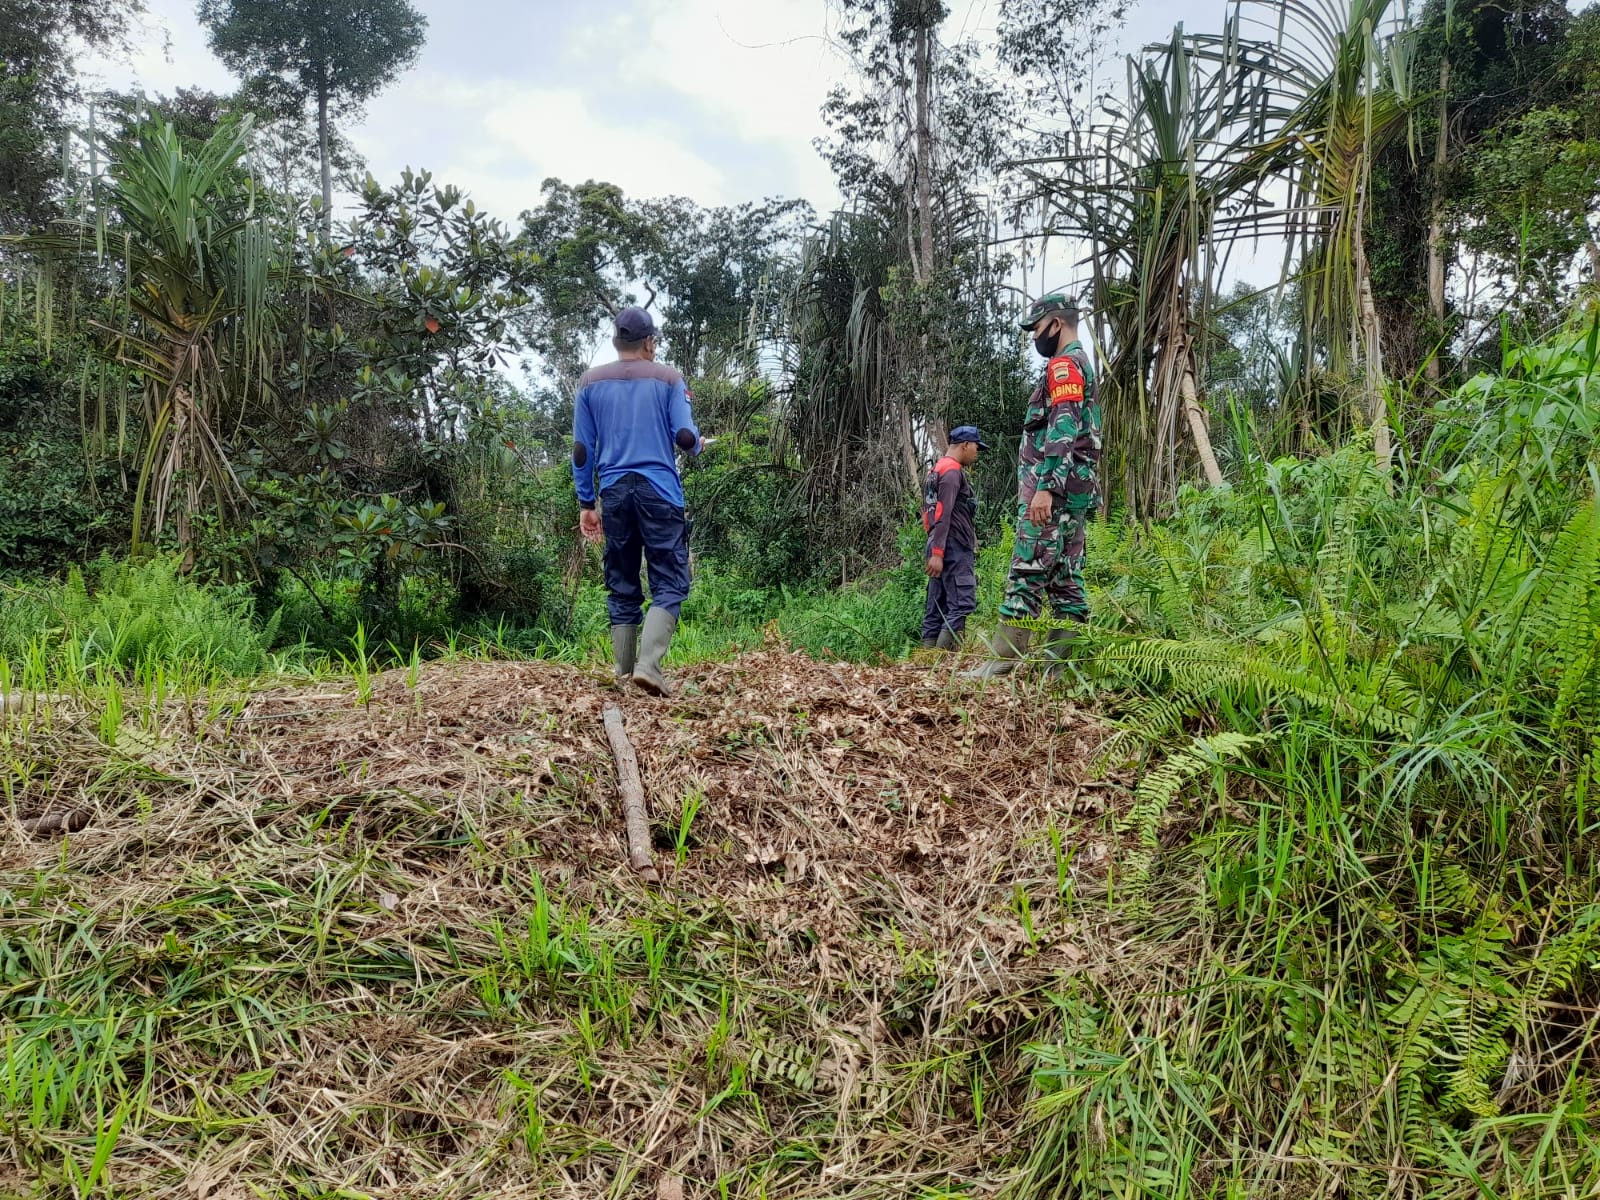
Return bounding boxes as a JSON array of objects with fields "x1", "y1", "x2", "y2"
[{"x1": 84, "y1": 0, "x2": 1204, "y2": 227}]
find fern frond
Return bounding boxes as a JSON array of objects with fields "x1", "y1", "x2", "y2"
[{"x1": 1118, "y1": 731, "x2": 1266, "y2": 913}]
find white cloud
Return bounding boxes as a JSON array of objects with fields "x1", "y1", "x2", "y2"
[
  {"x1": 77, "y1": 0, "x2": 849, "y2": 222},
  {"x1": 355, "y1": 74, "x2": 735, "y2": 219},
  {"x1": 621, "y1": 0, "x2": 845, "y2": 204}
]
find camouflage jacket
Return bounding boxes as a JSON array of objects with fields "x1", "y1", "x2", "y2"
[{"x1": 1016, "y1": 341, "x2": 1102, "y2": 512}]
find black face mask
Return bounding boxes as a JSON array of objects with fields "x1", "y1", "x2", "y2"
[{"x1": 1033, "y1": 329, "x2": 1060, "y2": 358}]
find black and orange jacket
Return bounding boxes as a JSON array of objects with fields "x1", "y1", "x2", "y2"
[{"x1": 922, "y1": 456, "x2": 977, "y2": 557}]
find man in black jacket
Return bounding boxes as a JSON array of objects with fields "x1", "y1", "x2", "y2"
[{"x1": 920, "y1": 425, "x2": 988, "y2": 650}]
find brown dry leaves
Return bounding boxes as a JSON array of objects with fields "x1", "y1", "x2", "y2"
[{"x1": 0, "y1": 650, "x2": 1121, "y2": 1199}]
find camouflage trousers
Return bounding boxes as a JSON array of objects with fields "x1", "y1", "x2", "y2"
[{"x1": 998, "y1": 501, "x2": 1089, "y2": 623}]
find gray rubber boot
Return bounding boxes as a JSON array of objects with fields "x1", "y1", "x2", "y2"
[
  {"x1": 920, "y1": 636, "x2": 940, "y2": 650},
  {"x1": 1042, "y1": 623, "x2": 1081, "y2": 678},
  {"x1": 631, "y1": 607, "x2": 677, "y2": 696},
  {"x1": 936, "y1": 628, "x2": 960, "y2": 651},
  {"x1": 610, "y1": 625, "x2": 639, "y2": 681},
  {"x1": 958, "y1": 623, "x2": 1033, "y2": 679}
]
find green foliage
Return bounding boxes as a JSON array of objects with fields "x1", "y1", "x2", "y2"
[
  {"x1": 0, "y1": 338, "x2": 129, "y2": 570},
  {"x1": 681, "y1": 411, "x2": 811, "y2": 591},
  {"x1": 8, "y1": 113, "x2": 281, "y2": 553},
  {"x1": 0, "y1": 555, "x2": 277, "y2": 677},
  {"x1": 199, "y1": 0, "x2": 425, "y2": 118},
  {"x1": 198, "y1": 0, "x2": 426, "y2": 214},
  {"x1": 1000, "y1": 316, "x2": 1600, "y2": 1198},
  {"x1": 0, "y1": 0, "x2": 139, "y2": 229}
]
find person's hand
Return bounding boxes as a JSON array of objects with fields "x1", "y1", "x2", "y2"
[
  {"x1": 579, "y1": 508, "x2": 603, "y2": 543},
  {"x1": 1027, "y1": 489, "x2": 1054, "y2": 525},
  {"x1": 925, "y1": 554, "x2": 944, "y2": 578}
]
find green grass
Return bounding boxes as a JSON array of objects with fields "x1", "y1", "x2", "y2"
[
  {"x1": 990, "y1": 317, "x2": 1600, "y2": 1198},
  {"x1": 5, "y1": 317, "x2": 1600, "y2": 1198}
]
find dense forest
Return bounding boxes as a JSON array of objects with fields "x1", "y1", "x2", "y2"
[{"x1": 4, "y1": 0, "x2": 1600, "y2": 1196}]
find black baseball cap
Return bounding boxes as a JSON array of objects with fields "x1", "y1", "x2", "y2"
[
  {"x1": 615, "y1": 306, "x2": 658, "y2": 341},
  {"x1": 950, "y1": 425, "x2": 991, "y2": 449}
]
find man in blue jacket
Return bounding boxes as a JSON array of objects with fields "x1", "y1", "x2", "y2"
[{"x1": 573, "y1": 306, "x2": 702, "y2": 695}]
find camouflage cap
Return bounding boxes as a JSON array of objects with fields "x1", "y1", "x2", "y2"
[{"x1": 1020, "y1": 291, "x2": 1081, "y2": 330}]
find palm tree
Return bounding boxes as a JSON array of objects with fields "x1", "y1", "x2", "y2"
[
  {"x1": 1196, "y1": 0, "x2": 1418, "y2": 476},
  {"x1": 8, "y1": 114, "x2": 281, "y2": 556},
  {"x1": 1016, "y1": 21, "x2": 1283, "y2": 513}
]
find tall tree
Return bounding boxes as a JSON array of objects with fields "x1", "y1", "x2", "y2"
[
  {"x1": 821, "y1": 0, "x2": 1012, "y2": 489},
  {"x1": 1364, "y1": 0, "x2": 1580, "y2": 386},
  {"x1": 0, "y1": 0, "x2": 141, "y2": 229},
  {"x1": 197, "y1": 0, "x2": 426, "y2": 228},
  {"x1": 634, "y1": 195, "x2": 810, "y2": 378},
  {"x1": 1018, "y1": 23, "x2": 1277, "y2": 510},
  {"x1": 512, "y1": 178, "x2": 654, "y2": 407}
]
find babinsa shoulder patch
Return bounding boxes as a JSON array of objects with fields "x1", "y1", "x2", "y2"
[{"x1": 1046, "y1": 356, "x2": 1085, "y2": 405}]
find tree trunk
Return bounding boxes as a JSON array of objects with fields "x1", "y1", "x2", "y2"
[
  {"x1": 912, "y1": 24, "x2": 935, "y2": 286},
  {"x1": 1354, "y1": 222, "x2": 1392, "y2": 479},
  {"x1": 602, "y1": 705, "x2": 659, "y2": 883},
  {"x1": 909, "y1": 22, "x2": 944, "y2": 460},
  {"x1": 317, "y1": 82, "x2": 333, "y2": 232},
  {"x1": 1424, "y1": 57, "x2": 1450, "y2": 387},
  {"x1": 1178, "y1": 348, "x2": 1224, "y2": 488},
  {"x1": 893, "y1": 397, "x2": 921, "y2": 496}
]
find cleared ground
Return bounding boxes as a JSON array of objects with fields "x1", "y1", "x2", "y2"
[{"x1": 2, "y1": 651, "x2": 1119, "y2": 1199}]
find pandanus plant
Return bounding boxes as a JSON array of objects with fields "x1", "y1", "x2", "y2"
[
  {"x1": 1192, "y1": 0, "x2": 1418, "y2": 476},
  {"x1": 9, "y1": 114, "x2": 281, "y2": 556},
  {"x1": 1018, "y1": 18, "x2": 1286, "y2": 514}
]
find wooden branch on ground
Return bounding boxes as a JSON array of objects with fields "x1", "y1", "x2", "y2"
[
  {"x1": 1, "y1": 692, "x2": 71, "y2": 716},
  {"x1": 19, "y1": 810, "x2": 91, "y2": 836},
  {"x1": 602, "y1": 704, "x2": 659, "y2": 883}
]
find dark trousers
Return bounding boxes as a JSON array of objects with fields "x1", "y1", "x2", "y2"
[
  {"x1": 601, "y1": 473, "x2": 691, "y2": 625},
  {"x1": 922, "y1": 542, "x2": 977, "y2": 640}
]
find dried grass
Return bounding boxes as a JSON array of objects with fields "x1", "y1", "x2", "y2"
[{"x1": 0, "y1": 650, "x2": 1126, "y2": 1199}]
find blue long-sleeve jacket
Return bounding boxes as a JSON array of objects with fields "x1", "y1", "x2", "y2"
[{"x1": 572, "y1": 360, "x2": 699, "y2": 509}]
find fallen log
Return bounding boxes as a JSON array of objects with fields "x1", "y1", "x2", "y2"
[
  {"x1": 602, "y1": 703, "x2": 659, "y2": 883},
  {"x1": 19, "y1": 810, "x2": 91, "y2": 836},
  {"x1": 1, "y1": 692, "x2": 71, "y2": 716}
]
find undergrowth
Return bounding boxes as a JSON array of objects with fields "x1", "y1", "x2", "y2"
[
  {"x1": 4, "y1": 316, "x2": 1600, "y2": 1197},
  {"x1": 1002, "y1": 313, "x2": 1600, "y2": 1197}
]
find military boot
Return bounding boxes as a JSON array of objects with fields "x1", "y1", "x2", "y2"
[
  {"x1": 610, "y1": 625, "x2": 639, "y2": 682},
  {"x1": 958, "y1": 623, "x2": 1033, "y2": 680},
  {"x1": 631, "y1": 607, "x2": 677, "y2": 696}
]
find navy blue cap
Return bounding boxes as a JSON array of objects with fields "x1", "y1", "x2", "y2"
[
  {"x1": 950, "y1": 425, "x2": 990, "y2": 450},
  {"x1": 614, "y1": 306, "x2": 658, "y2": 341}
]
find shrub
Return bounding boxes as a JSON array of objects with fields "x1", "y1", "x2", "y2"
[{"x1": 0, "y1": 555, "x2": 278, "y2": 678}]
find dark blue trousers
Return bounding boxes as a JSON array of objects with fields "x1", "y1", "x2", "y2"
[
  {"x1": 922, "y1": 542, "x2": 977, "y2": 640},
  {"x1": 601, "y1": 473, "x2": 691, "y2": 625}
]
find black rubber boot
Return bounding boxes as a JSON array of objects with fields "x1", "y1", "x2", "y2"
[
  {"x1": 958, "y1": 623, "x2": 1033, "y2": 679},
  {"x1": 611, "y1": 625, "x2": 639, "y2": 681}
]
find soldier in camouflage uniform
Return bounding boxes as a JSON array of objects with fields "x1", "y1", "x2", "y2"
[{"x1": 963, "y1": 293, "x2": 1101, "y2": 679}]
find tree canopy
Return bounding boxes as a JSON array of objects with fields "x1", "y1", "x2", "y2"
[{"x1": 198, "y1": 0, "x2": 426, "y2": 222}]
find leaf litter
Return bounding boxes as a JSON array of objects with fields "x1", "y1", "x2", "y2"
[{"x1": 1, "y1": 649, "x2": 1123, "y2": 1198}]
